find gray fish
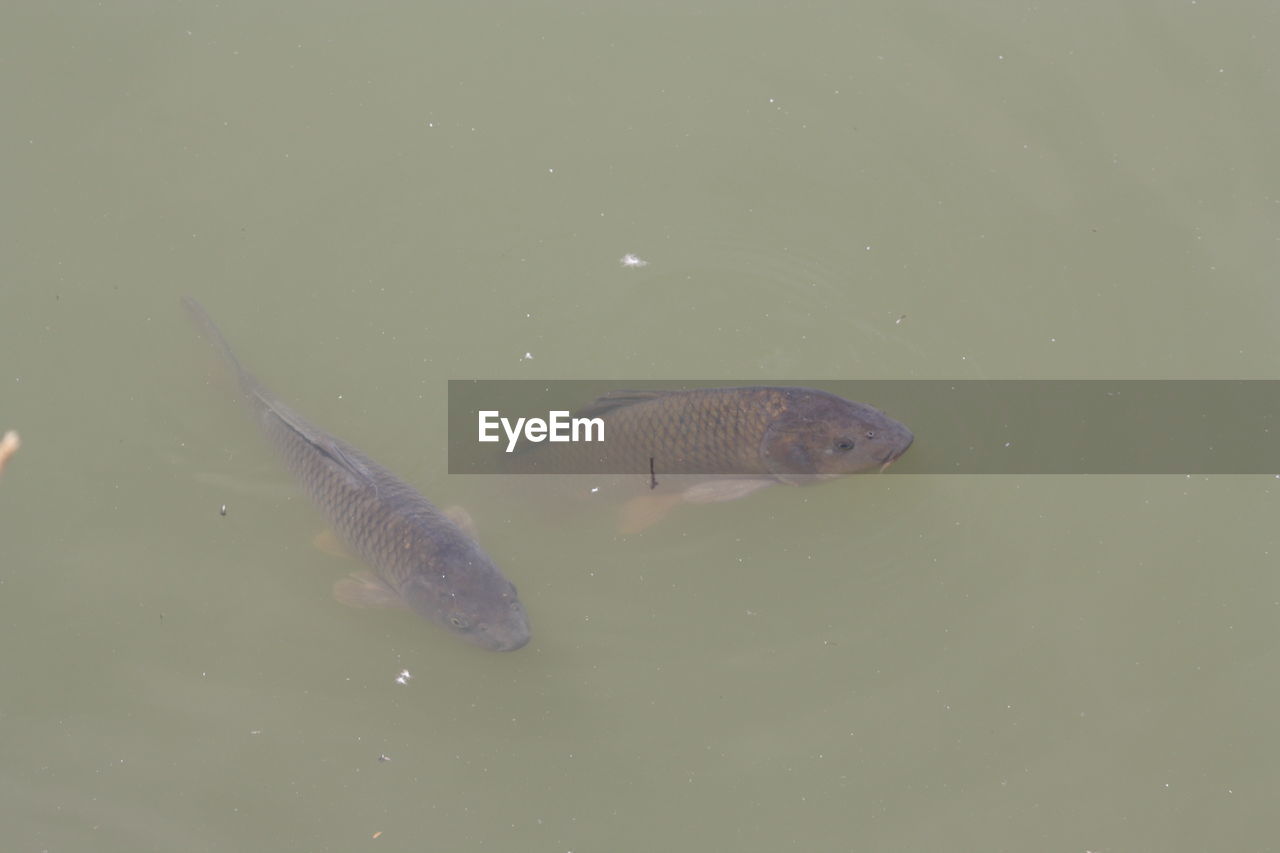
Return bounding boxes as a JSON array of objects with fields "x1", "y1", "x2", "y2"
[
  {"x1": 507, "y1": 386, "x2": 913, "y2": 533},
  {"x1": 510, "y1": 386, "x2": 913, "y2": 478},
  {"x1": 183, "y1": 297, "x2": 529, "y2": 651}
]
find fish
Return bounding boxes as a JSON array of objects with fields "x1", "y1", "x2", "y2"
[
  {"x1": 506, "y1": 386, "x2": 913, "y2": 532},
  {"x1": 182, "y1": 297, "x2": 530, "y2": 651}
]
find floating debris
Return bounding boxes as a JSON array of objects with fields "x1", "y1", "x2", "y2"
[
  {"x1": 378, "y1": 754, "x2": 391, "y2": 762},
  {"x1": 395, "y1": 669, "x2": 411, "y2": 685},
  {"x1": 220, "y1": 504, "x2": 227, "y2": 516},
  {"x1": 620, "y1": 253, "x2": 649, "y2": 269},
  {"x1": 895, "y1": 314, "x2": 907, "y2": 326},
  {"x1": 0, "y1": 430, "x2": 19, "y2": 475}
]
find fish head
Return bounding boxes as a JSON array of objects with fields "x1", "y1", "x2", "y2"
[
  {"x1": 400, "y1": 562, "x2": 532, "y2": 652},
  {"x1": 760, "y1": 390, "x2": 914, "y2": 482}
]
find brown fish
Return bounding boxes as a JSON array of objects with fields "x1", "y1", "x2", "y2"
[
  {"x1": 183, "y1": 297, "x2": 530, "y2": 651},
  {"x1": 506, "y1": 386, "x2": 913, "y2": 532}
]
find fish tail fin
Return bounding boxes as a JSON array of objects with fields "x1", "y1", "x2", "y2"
[{"x1": 181, "y1": 296, "x2": 267, "y2": 405}]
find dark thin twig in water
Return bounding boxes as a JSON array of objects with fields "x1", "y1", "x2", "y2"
[{"x1": 649, "y1": 456, "x2": 658, "y2": 490}]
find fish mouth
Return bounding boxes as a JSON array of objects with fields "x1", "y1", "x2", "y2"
[
  {"x1": 480, "y1": 613, "x2": 532, "y2": 652},
  {"x1": 878, "y1": 437, "x2": 914, "y2": 472},
  {"x1": 467, "y1": 618, "x2": 531, "y2": 651},
  {"x1": 492, "y1": 631, "x2": 531, "y2": 652}
]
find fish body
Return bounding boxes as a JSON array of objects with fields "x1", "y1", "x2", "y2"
[
  {"x1": 183, "y1": 297, "x2": 529, "y2": 651},
  {"x1": 508, "y1": 386, "x2": 913, "y2": 479},
  {"x1": 506, "y1": 386, "x2": 913, "y2": 532}
]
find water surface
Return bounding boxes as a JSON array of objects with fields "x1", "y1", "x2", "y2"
[{"x1": 3, "y1": 3, "x2": 1278, "y2": 851}]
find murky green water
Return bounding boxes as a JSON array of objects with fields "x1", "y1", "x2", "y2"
[{"x1": 3, "y1": 3, "x2": 1279, "y2": 851}]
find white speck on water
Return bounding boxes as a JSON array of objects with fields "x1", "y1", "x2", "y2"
[
  {"x1": 520, "y1": 352, "x2": 534, "y2": 361},
  {"x1": 395, "y1": 669, "x2": 411, "y2": 685},
  {"x1": 620, "y1": 253, "x2": 648, "y2": 268}
]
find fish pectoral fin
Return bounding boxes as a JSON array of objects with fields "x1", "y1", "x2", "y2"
[
  {"x1": 312, "y1": 529, "x2": 350, "y2": 558},
  {"x1": 618, "y1": 479, "x2": 777, "y2": 533},
  {"x1": 617, "y1": 492, "x2": 684, "y2": 535},
  {"x1": 680, "y1": 479, "x2": 776, "y2": 504},
  {"x1": 443, "y1": 505, "x2": 480, "y2": 540},
  {"x1": 332, "y1": 572, "x2": 409, "y2": 610}
]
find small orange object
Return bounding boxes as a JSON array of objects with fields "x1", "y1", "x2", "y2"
[
  {"x1": 372, "y1": 831, "x2": 382, "y2": 839},
  {"x1": 0, "y1": 430, "x2": 19, "y2": 476}
]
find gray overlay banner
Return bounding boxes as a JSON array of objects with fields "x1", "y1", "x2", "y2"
[{"x1": 447, "y1": 380, "x2": 1279, "y2": 475}]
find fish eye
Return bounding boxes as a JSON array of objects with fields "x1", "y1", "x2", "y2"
[
  {"x1": 834, "y1": 438, "x2": 856, "y2": 452},
  {"x1": 865, "y1": 430, "x2": 876, "y2": 439},
  {"x1": 450, "y1": 615, "x2": 469, "y2": 629}
]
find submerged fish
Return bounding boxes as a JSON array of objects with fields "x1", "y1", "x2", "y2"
[
  {"x1": 507, "y1": 386, "x2": 913, "y2": 532},
  {"x1": 183, "y1": 297, "x2": 530, "y2": 651}
]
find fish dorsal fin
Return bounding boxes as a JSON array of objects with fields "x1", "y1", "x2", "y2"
[
  {"x1": 260, "y1": 397, "x2": 376, "y2": 485},
  {"x1": 575, "y1": 389, "x2": 677, "y2": 420}
]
